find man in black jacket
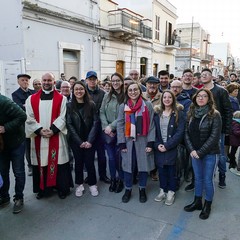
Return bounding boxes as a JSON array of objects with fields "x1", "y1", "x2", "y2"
[
  {"x1": 12, "y1": 74, "x2": 35, "y2": 176},
  {"x1": 0, "y1": 94, "x2": 27, "y2": 213},
  {"x1": 86, "y1": 71, "x2": 110, "y2": 183},
  {"x1": 201, "y1": 68, "x2": 232, "y2": 188}
]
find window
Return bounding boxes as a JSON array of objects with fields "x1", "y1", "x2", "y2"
[{"x1": 155, "y1": 15, "x2": 160, "y2": 40}]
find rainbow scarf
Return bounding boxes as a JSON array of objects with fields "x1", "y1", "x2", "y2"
[{"x1": 124, "y1": 97, "x2": 150, "y2": 139}]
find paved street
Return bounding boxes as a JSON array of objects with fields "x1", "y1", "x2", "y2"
[{"x1": 0, "y1": 164, "x2": 240, "y2": 240}]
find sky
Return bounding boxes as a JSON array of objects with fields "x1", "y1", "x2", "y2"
[{"x1": 169, "y1": 0, "x2": 240, "y2": 57}]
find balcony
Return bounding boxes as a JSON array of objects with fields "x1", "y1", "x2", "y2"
[
  {"x1": 141, "y1": 24, "x2": 152, "y2": 39},
  {"x1": 201, "y1": 54, "x2": 212, "y2": 64},
  {"x1": 165, "y1": 36, "x2": 181, "y2": 49},
  {"x1": 108, "y1": 9, "x2": 143, "y2": 40}
]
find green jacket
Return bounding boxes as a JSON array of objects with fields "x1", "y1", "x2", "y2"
[
  {"x1": 0, "y1": 94, "x2": 27, "y2": 149},
  {"x1": 100, "y1": 93, "x2": 120, "y2": 131}
]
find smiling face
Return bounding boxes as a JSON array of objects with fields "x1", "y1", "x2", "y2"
[
  {"x1": 146, "y1": 82, "x2": 159, "y2": 95},
  {"x1": 162, "y1": 91, "x2": 173, "y2": 108},
  {"x1": 182, "y1": 72, "x2": 193, "y2": 86},
  {"x1": 18, "y1": 77, "x2": 30, "y2": 90},
  {"x1": 111, "y1": 75, "x2": 123, "y2": 92},
  {"x1": 170, "y1": 80, "x2": 182, "y2": 96},
  {"x1": 42, "y1": 73, "x2": 55, "y2": 91},
  {"x1": 127, "y1": 83, "x2": 141, "y2": 103},
  {"x1": 73, "y1": 83, "x2": 86, "y2": 102}
]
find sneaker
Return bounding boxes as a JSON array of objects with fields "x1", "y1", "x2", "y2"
[
  {"x1": 165, "y1": 191, "x2": 175, "y2": 206},
  {"x1": 75, "y1": 184, "x2": 84, "y2": 197},
  {"x1": 185, "y1": 182, "x2": 195, "y2": 192},
  {"x1": 89, "y1": 185, "x2": 99, "y2": 197},
  {"x1": 230, "y1": 168, "x2": 240, "y2": 176},
  {"x1": 13, "y1": 199, "x2": 24, "y2": 214},
  {"x1": 0, "y1": 197, "x2": 10, "y2": 207},
  {"x1": 154, "y1": 189, "x2": 166, "y2": 202}
]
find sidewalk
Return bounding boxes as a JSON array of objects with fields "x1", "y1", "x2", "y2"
[{"x1": 0, "y1": 168, "x2": 239, "y2": 240}]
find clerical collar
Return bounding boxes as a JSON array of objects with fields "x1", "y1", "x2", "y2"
[{"x1": 42, "y1": 89, "x2": 54, "y2": 94}]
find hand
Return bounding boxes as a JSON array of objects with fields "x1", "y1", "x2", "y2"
[
  {"x1": 80, "y1": 142, "x2": 86, "y2": 148},
  {"x1": 0, "y1": 126, "x2": 5, "y2": 134},
  {"x1": 145, "y1": 147, "x2": 152, "y2": 153},
  {"x1": 158, "y1": 144, "x2": 166, "y2": 152},
  {"x1": 104, "y1": 126, "x2": 112, "y2": 135},
  {"x1": 190, "y1": 150, "x2": 199, "y2": 159},
  {"x1": 121, "y1": 148, "x2": 127, "y2": 153},
  {"x1": 84, "y1": 142, "x2": 92, "y2": 149},
  {"x1": 44, "y1": 129, "x2": 54, "y2": 138}
]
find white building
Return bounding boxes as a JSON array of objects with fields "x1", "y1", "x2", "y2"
[
  {"x1": 0, "y1": 0, "x2": 101, "y2": 95},
  {"x1": 99, "y1": 0, "x2": 179, "y2": 79}
]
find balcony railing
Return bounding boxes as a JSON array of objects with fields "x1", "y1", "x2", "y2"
[
  {"x1": 165, "y1": 36, "x2": 181, "y2": 49},
  {"x1": 141, "y1": 24, "x2": 152, "y2": 39},
  {"x1": 108, "y1": 9, "x2": 152, "y2": 40}
]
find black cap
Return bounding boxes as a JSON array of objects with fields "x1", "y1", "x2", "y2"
[
  {"x1": 145, "y1": 76, "x2": 159, "y2": 83},
  {"x1": 17, "y1": 74, "x2": 31, "y2": 79}
]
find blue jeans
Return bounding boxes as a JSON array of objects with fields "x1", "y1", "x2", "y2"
[
  {"x1": 105, "y1": 142, "x2": 123, "y2": 180},
  {"x1": 192, "y1": 154, "x2": 218, "y2": 201},
  {"x1": 158, "y1": 165, "x2": 176, "y2": 192},
  {"x1": 218, "y1": 134, "x2": 227, "y2": 174},
  {"x1": 0, "y1": 142, "x2": 26, "y2": 200}
]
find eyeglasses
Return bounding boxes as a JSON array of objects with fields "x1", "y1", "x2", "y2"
[
  {"x1": 171, "y1": 86, "x2": 181, "y2": 89},
  {"x1": 201, "y1": 73, "x2": 212, "y2": 77},
  {"x1": 128, "y1": 88, "x2": 139, "y2": 93},
  {"x1": 196, "y1": 94, "x2": 208, "y2": 99},
  {"x1": 33, "y1": 83, "x2": 41, "y2": 85},
  {"x1": 183, "y1": 74, "x2": 193, "y2": 78},
  {"x1": 111, "y1": 80, "x2": 121, "y2": 83}
]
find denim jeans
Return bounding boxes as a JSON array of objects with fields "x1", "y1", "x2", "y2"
[
  {"x1": 218, "y1": 134, "x2": 227, "y2": 174},
  {"x1": 105, "y1": 142, "x2": 123, "y2": 180},
  {"x1": 192, "y1": 154, "x2": 218, "y2": 201},
  {"x1": 158, "y1": 165, "x2": 176, "y2": 192},
  {"x1": 0, "y1": 142, "x2": 25, "y2": 200}
]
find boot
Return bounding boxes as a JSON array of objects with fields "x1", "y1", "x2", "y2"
[
  {"x1": 109, "y1": 179, "x2": 117, "y2": 192},
  {"x1": 139, "y1": 188, "x2": 147, "y2": 203},
  {"x1": 122, "y1": 189, "x2": 132, "y2": 203},
  {"x1": 199, "y1": 200, "x2": 212, "y2": 220},
  {"x1": 218, "y1": 173, "x2": 226, "y2": 189},
  {"x1": 185, "y1": 171, "x2": 195, "y2": 192},
  {"x1": 184, "y1": 196, "x2": 202, "y2": 212},
  {"x1": 115, "y1": 179, "x2": 124, "y2": 193}
]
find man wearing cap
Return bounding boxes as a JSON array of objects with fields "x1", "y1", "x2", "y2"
[
  {"x1": 201, "y1": 68, "x2": 232, "y2": 189},
  {"x1": 86, "y1": 71, "x2": 110, "y2": 183},
  {"x1": 142, "y1": 76, "x2": 161, "y2": 181},
  {"x1": 12, "y1": 74, "x2": 36, "y2": 176}
]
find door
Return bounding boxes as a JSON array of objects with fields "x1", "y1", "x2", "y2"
[{"x1": 116, "y1": 61, "x2": 124, "y2": 76}]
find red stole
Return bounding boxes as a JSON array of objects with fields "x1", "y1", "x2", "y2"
[{"x1": 31, "y1": 89, "x2": 63, "y2": 190}]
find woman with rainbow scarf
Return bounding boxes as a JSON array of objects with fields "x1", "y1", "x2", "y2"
[{"x1": 117, "y1": 82, "x2": 155, "y2": 203}]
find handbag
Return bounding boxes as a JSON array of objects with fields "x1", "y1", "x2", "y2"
[{"x1": 102, "y1": 131, "x2": 117, "y2": 145}]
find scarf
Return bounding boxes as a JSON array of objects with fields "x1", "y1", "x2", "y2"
[
  {"x1": 31, "y1": 89, "x2": 63, "y2": 190},
  {"x1": 194, "y1": 105, "x2": 209, "y2": 118},
  {"x1": 124, "y1": 97, "x2": 150, "y2": 139}
]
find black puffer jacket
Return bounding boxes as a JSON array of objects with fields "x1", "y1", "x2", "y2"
[
  {"x1": 211, "y1": 84, "x2": 232, "y2": 134},
  {"x1": 66, "y1": 102, "x2": 100, "y2": 145},
  {"x1": 185, "y1": 111, "x2": 222, "y2": 158}
]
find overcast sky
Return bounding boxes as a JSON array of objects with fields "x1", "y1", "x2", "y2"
[{"x1": 169, "y1": 0, "x2": 240, "y2": 57}]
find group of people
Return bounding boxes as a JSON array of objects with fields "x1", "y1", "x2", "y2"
[{"x1": 0, "y1": 67, "x2": 236, "y2": 221}]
